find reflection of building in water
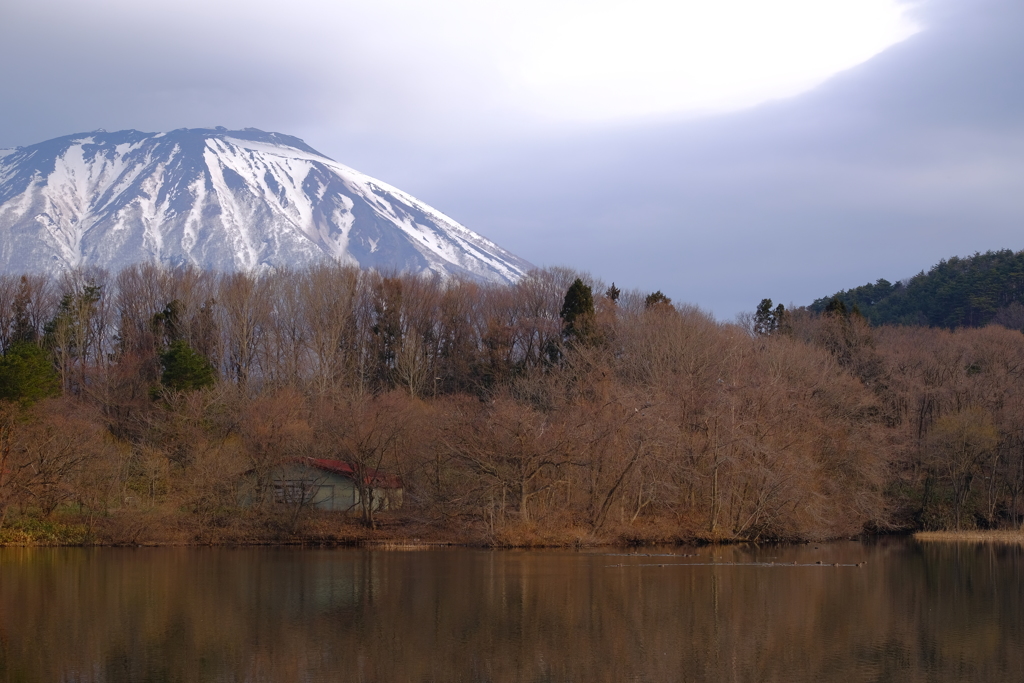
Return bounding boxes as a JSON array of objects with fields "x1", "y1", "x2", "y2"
[{"x1": 242, "y1": 458, "x2": 403, "y2": 512}]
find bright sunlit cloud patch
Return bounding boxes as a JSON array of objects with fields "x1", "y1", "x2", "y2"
[
  {"x1": 3, "y1": 0, "x2": 922, "y2": 137},
  {"x1": 493, "y1": 0, "x2": 919, "y2": 122}
]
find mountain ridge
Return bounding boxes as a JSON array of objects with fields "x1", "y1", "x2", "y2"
[
  {"x1": 0, "y1": 128, "x2": 531, "y2": 282},
  {"x1": 809, "y1": 248, "x2": 1024, "y2": 329}
]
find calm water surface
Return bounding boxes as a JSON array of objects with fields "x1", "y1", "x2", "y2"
[{"x1": 0, "y1": 539, "x2": 1021, "y2": 682}]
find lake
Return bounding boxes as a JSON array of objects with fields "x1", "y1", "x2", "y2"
[{"x1": 0, "y1": 539, "x2": 1021, "y2": 682}]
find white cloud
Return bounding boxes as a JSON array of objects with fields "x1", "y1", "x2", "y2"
[
  {"x1": 2, "y1": 0, "x2": 918, "y2": 141},
  {"x1": 498, "y1": 0, "x2": 920, "y2": 120}
]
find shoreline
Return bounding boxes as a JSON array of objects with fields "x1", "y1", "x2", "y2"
[
  {"x1": 914, "y1": 530, "x2": 1024, "y2": 544},
  {"x1": 18, "y1": 513, "x2": 1024, "y2": 549},
  {"x1": 0, "y1": 526, "x2": 873, "y2": 549},
  {"x1": 0, "y1": 511, "x2": 770, "y2": 549},
  {"x1": 0, "y1": 517, "x2": 819, "y2": 549}
]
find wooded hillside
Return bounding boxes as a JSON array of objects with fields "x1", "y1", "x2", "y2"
[
  {"x1": 810, "y1": 249, "x2": 1024, "y2": 329},
  {"x1": 0, "y1": 263, "x2": 1022, "y2": 545}
]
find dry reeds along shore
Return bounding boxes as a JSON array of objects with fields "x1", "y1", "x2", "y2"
[{"x1": 915, "y1": 530, "x2": 1024, "y2": 544}]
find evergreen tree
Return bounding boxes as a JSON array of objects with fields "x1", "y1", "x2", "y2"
[
  {"x1": 754, "y1": 299, "x2": 790, "y2": 336},
  {"x1": 605, "y1": 283, "x2": 621, "y2": 304},
  {"x1": 644, "y1": 291, "x2": 672, "y2": 309},
  {"x1": 560, "y1": 278, "x2": 596, "y2": 345},
  {"x1": 11, "y1": 276, "x2": 36, "y2": 344},
  {"x1": 754, "y1": 298, "x2": 775, "y2": 335},
  {"x1": 44, "y1": 283, "x2": 103, "y2": 394},
  {"x1": 160, "y1": 340, "x2": 216, "y2": 392},
  {"x1": 773, "y1": 303, "x2": 790, "y2": 335},
  {"x1": 824, "y1": 297, "x2": 849, "y2": 318},
  {"x1": 44, "y1": 284, "x2": 102, "y2": 355},
  {"x1": 0, "y1": 341, "x2": 60, "y2": 404},
  {"x1": 809, "y1": 249, "x2": 1024, "y2": 328},
  {"x1": 152, "y1": 299, "x2": 184, "y2": 347}
]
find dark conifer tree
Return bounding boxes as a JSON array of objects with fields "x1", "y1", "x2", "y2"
[
  {"x1": 560, "y1": 278, "x2": 596, "y2": 345},
  {"x1": 160, "y1": 340, "x2": 216, "y2": 392},
  {"x1": 824, "y1": 297, "x2": 849, "y2": 317},
  {"x1": 152, "y1": 300, "x2": 184, "y2": 348},
  {"x1": 754, "y1": 299, "x2": 790, "y2": 336},
  {"x1": 644, "y1": 290, "x2": 672, "y2": 309},
  {"x1": 11, "y1": 276, "x2": 36, "y2": 345},
  {"x1": 773, "y1": 303, "x2": 790, "y2": 335},
  {"x1": 754, "y1": 298, "x2": 775, "y2": 336},
  {"x1": 0, "y1": 341, "x2": 60, "y2": 404}
]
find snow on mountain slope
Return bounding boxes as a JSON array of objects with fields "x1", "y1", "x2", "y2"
[{"x1": 0, "y1": 128, "x2": 532, "y2": 282}]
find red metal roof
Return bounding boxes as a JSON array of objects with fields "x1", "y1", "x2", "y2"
[{"x1": 305, "y1": 458, "x2": 403, "y2": 489}]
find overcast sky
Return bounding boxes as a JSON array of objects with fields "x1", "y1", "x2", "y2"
[{"x1": 2, "y1": 0, "x2": 1022, "y2": 317}]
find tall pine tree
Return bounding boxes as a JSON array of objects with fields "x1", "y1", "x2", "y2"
[{"x1": 560, "y1": 278, "x2": 597, "y2": 345}]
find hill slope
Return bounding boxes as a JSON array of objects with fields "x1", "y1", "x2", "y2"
[
  {"x1": 0, "y1": 128, "x2": 531, "y2": 282},
  {"x1": 810, "y1": 249, "x2": 1024, "y2": 328}
]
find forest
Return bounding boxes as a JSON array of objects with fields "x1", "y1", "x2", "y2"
[
  {"x1": 0, "y1": 262, "x2": 1023, "y2": 546},
  {"x1": 810, "y1": 248, "x2": 1024, "y2": 328}
]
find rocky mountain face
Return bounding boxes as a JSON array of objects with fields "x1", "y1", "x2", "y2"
[{"x1": 0, "y1": 128, "x2": 531, "y2": 282}]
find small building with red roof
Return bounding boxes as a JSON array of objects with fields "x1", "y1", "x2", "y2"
[{"x1": 245, "y1": 457, "x2": 403, "y2": 512}]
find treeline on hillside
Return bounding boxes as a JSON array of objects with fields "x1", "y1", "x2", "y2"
[
  {"x1": 810, "y1": 249, "x2": 1024, "y2": 328},
  {"x1": 0, "y1": 264, "x2": 1023, "y2": 545}
]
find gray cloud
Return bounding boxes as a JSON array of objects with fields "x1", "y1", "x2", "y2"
[
  {"x1": 1, "y1": 0, "x2": 1022, "y2": 317},
  {"x1": 0, "y1": 0, "x2": 513, "y2": 148},
  {"x1": 388, "y1": 0, "x2": 1024, "y2": 316}
]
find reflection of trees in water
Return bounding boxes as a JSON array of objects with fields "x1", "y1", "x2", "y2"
[{"x1": 0, "y1": 542, "x2": 1022, "y2": 682}]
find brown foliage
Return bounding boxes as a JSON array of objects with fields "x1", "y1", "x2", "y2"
[
  {"x1": 311, "y1": 389, "x2": 417, "y2": 527},
  {"x1": 3, "y1": 264, "x2": 1024, "y2": 545}
]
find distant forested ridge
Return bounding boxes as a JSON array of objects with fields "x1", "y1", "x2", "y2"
[{"x1": 810, "y1": 249, "x2": 1024, "y2": 329}]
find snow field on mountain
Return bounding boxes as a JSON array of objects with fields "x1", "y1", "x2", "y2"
[{"x1": 0, "y1": 128, "x2": 531, "y2": 281}]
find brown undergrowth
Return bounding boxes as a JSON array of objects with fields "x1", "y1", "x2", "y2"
[{"x1": 3, "y1": 265, "x2": 1024, "y2": 544}]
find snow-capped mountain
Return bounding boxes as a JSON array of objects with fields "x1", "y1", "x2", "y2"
[{"x1": 0, "y1": 128, "x2": 531, "y2": 282}]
